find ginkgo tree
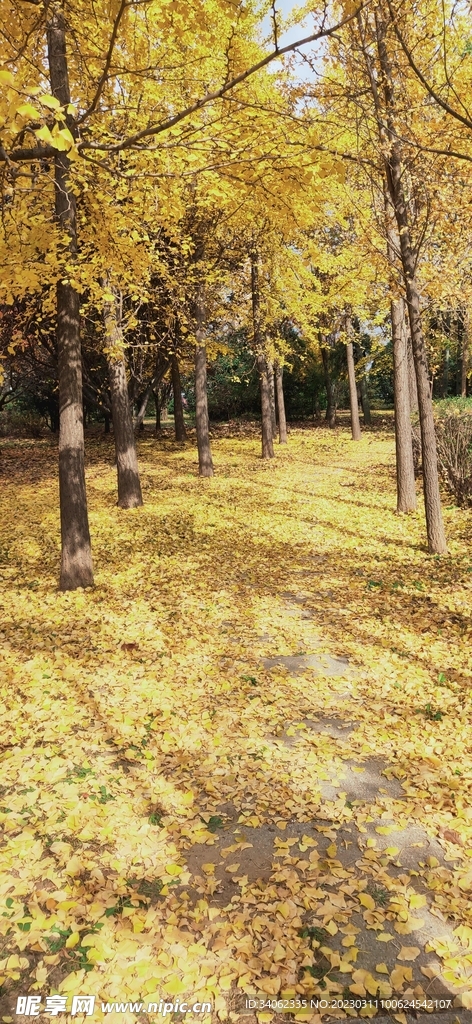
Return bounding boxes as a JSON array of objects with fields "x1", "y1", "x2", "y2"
[{"x1": 0, "y1": 0, "x2": 365, "y2": 590}]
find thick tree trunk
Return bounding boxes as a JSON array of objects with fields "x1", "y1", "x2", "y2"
[
  {"x1": 346, "y1": 338, "x2": 362, "y2": 440},
  {"x1": 375, "y1": 11, "x2": 446, "y2": 554},
  {"x1": 171, "y1": 355, "x2": 187, "y2": 441},
  {"x1": 267, "y1": 358, "x2": 277, "y2": 438},
  {"x1": 107, "y1": 358, "x2": 143, "y2": 508},
  {"x1": 194, "y1": 286, "x2": 214, "y2": 477},
  {"x1": 251, "y1": 251, "x2": 274, "y2": 459},
  {"x1": 274, "y1": 361, "x2": 287, "y2": 443},
  {"x1": 321, "y1": 344, "x2": 336, "y2": 427},
  {"x1": 47, "y1": 10, "x2": 93, "y2": 590},
  {"x1": 391, "y1": 297, "x2": 417, "y2": 512}
]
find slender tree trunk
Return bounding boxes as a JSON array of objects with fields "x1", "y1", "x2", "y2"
[
  {"x1": 194, "y1": 285, "x2": 214, "y2": 477},
  {"x1": 154, "y1": 390, "x2": 161, "y2": 432},
  {"x1": 274, "y1": 361, "x2": 287, "y2": 443},
  {"x1": 47, "y1": 10, "x2": 93, "y2": 590},
  {"x1": 134, "y1": 381, "x2": 154, "y2": 430},
  {"x1": 251, "y1": 251, "x2": 274, "y2": 459},
  {"x1": 461, "y1": 312, "x2": 469, "y2": 397},
  {"x1": 104, "y1": 413, "x2": 111, "y2": 434},
  {"x1": 441, "y1": 315, "x2": 450, "y2": 397},
  {"x1": 267, "y1": 358, "x2": 277, "y2": 438},
  {"x1": 358, "y1": 372, "x2": 370, "y2": 423},
  {"x1": 346, "y1": 336, "x2": 362, "y2": 440},
  {"x1": 406, "y1": 326, "x2": 419, "y2": 413},
  {"x1": 374, "y1": 11, "x2": 446, "y2": 554},
  {"x1": 321, "y1": 344, "x2": 336, "y2": 427},
  {"x1": 383, "y1": 185, "x2": 417, "y2": 513},
  {"x1": 391, "y1": 298, "x2": 417, "y2": 512},
  {"x1": 103, "y1": 288, "x2": 143, "y2": 509},
  {"x1": 171, "y1": 355, "x2": 187, "y2": 441}
]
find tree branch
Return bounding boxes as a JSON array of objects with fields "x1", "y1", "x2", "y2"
[
  {"x1": 386, "y1": 0, "x2": 472, "y2": 133},
  {"x1": 77, "y1": 0, "x2": 130, "y2": 123},
  {"x1": 77, "y1": 2, "x2": 369, "y2": 155}
]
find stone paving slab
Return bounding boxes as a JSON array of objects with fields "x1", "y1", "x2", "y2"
[{"x1": 186, "y1": 594, "x2": 472, "y2": 1020}]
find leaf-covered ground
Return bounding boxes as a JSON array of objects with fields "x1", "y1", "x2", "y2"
[{"x1": 1, "y1": 424, "x2": 471, "y2": 1023}]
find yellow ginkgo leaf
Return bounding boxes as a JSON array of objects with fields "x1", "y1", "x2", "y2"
[
  {"x1": 398, "y1": 946, "x2": 421, "y2": 960},
  {"x1": 394, "y1": 918, "x2": 424, "y2": 935}
]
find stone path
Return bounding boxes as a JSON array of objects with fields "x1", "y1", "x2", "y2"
[{"x1": 184, "y1": 594, "x2": 472, "y2": 1022}]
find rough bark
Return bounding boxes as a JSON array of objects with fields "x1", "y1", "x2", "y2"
[
  {"x1": 171, "y1": 355, "x2": 187, "y2": 441},
  {"x1": 266, "y1": 358, "x2": 277, "y2": 438},
  {"x1": 47, "y1": 10, "x2": 93, "y2": 590},
  {"x1": 274, "y1": 361, "x2": 287, "y2": 443},
  {"x1": 321, "y1": 344, "x2": 336, "y2": 427},
  {"x1": 194, "y1": 285, "x2": 214, "y2": 477},
  {"x1": 107, "y1": 358, "x2": 143, "y2": 508},
  {"x1": 103, "y1": 289, "x2": 143, "y2": 509},
  {"x1": 391, "y1": 297, "x2": 417, "y2": 512},
  {"x1": 374, "y1": 11, "x2": 446, "y2": 553},
  {"x1": 251, "y1": 252, "x2": 274, "y2": 459},
  {"x1": 346, "y1": 336, "x2": 362, "y2": 440}
]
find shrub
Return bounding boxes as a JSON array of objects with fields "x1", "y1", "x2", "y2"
[
  {"x1": 412, "y1": 400, "x2": 472, "y2": 506},
  {"x1": 0, "y1": 409, "x2": 44, "y2": 438}
]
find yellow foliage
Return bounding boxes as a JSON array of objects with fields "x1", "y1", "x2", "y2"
[{"x1": 0, "y1": 427, "x2": 471, "y2": 1010}]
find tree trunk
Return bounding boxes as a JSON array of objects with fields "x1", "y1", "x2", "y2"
[
  {"x1": 104, "y1": 413, "x2": 111, "y2": 434},
  {"x1": 375, "y1": 11, "x2": 446, "y2": 554},
  {"x1": 154, "y1": 390, "x2": 161, "y2": 432},
  {"x1": 171, "y1": 355, "x2": 187, "y2": 441},
  {"x1": 107, "y1": 357, "x2": 143, "y2": 508},
  {"x1": 134, "y1": 382, "x2": 154, "y2": 430},
  {"x1": 346, "y1": 337, "x2": 362, "y2": 440},
  {"x1": 406, "y1": 326, "x2": 419, "y2": 413},
  {"x1": 461, "y1": 312, "x2": 469, "y2": 397},
  {"x1": 47, "y1": 10, "x2": 93, "y2": 590},
  {"x1": 194, "y1": 285, "x2": 214, "y2": 477},
  {"x1": 359, "y1": 374, "x2": 371, "y2": 425},
  {"x1": 251, "y1": 251, "x2": 274, "y2": 459},
  {"x1": 321, "y1": 344, "x2": 336, "y2": 427},
  {"x1": 274, "y1": 361, "x2": 287, "y2": 443},
  {"x1": 391, "y1": 297, "x2": 417, "y2": 512},
  {"x1": 383, "y1": 184, "x2": 417, "y2": 514},
  {"x1": 267, "y1": 358, "x2": 277, "y2": 438},
  {"x1": 103, "y1": 287, "x2": 143, "y2": 509}
]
